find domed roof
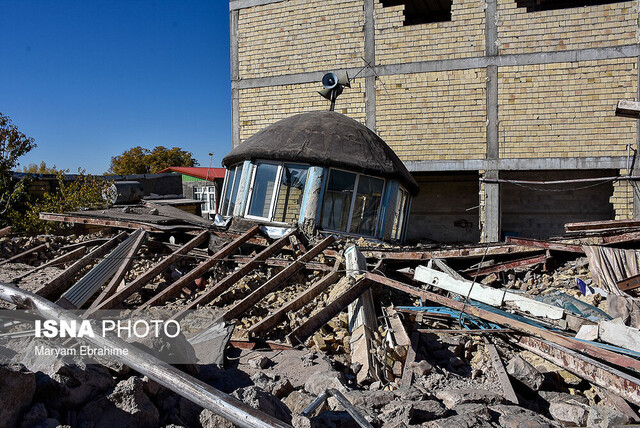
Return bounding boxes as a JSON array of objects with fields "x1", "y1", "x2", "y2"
[{"x1": 222, "y1": 111, "x2": 418, "y2": 195}]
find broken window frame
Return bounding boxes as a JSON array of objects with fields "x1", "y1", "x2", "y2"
[
  {"x1": 320, "y1": 168, "x2": 386, "y2": 238},
  {"x1": 220, "y1": 163, "x2": 243, "y2": 217},
  {"x1": 245, "y1": 160, "x2": 310, "y2": 223},
  {"x1": 391, "y1": 186, "x2": 410, "y2": 241}
]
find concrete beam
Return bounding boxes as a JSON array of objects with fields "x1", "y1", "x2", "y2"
[
  {"x1": 229, "y1": 0, "x2": 286, "y2": 11},
  {"x1": 404, "y1": 157, "x2": 629, "y2": 172},
  {"x1": 232, "y1": 45, "x2": 640, "y2": 89}
]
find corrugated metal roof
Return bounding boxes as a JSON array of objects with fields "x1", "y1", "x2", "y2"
[{"x1": 156, "y1": 167, "x2": 226, "y2": 180}]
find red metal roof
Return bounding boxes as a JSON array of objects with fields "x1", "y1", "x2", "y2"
[{"x1": 156, "y1": 166, "x2": 226, "y2": 180}]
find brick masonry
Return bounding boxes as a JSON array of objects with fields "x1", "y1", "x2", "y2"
[{"x1": 232, "y1": 0, "x2": 640, "y2": 240}]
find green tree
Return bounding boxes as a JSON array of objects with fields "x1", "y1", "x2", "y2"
[
  {"x1": 108, "y1": 146, "x2": 198, "y2": 175},
  {"x1": 21, "y1": 161, "x2": 59, "y2": 174},
  {"x1": 11, "y1": 170, "x2": 111, "y2": 233},
  {"x1": 0, "y1": 113, "x2": 36, "y2": 223}
]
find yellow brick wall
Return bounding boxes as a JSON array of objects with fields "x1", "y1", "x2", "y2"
[
  {"x1": 238, "y1": 0, "x2": 365, "y2": 79},
  {"x1": 497, "y1": 0, "x2": 638, "y2": 55},
  {"x1": 376, "y1": 69, "x2": 487, "y2": 161},
  {"x1": 374, "y1": 0, "x2": 485, "y2": 65},
  {"x1": 611, "y1": 170, "x2": 634, "y2": 220},
  {"x1": 238, "y1": 79, "x2": 366, "y2": 142},
  {"x1": 498, "y1": 58, "x2": 637, "y2": 159}
]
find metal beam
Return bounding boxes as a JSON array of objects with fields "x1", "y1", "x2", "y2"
[
  {"x1": 170, "y1": 231, "x2": 295, "y2": 321},
  {"x1": 286, "y1": 277, "x2": 371, "y2": 346},
  {"x1": 504, "y1": 237, "x2": 584, "y2": 253},
  {"x1": 0, "y1": 244, "x2": 46, "y2": 267},
  {"x1": 0, "y1": 282, "x2": 291, "y2": 428},
  {"x1": 365, "y1": 273, "x2": 640, "y2": 373},
  {"x1": 516, "y1": 335, "x2": 640, "y2": 407},
  {"x1": 89, "y1": 231, "x2": 209, "y2": 312},
  {"x1": 11, "y1": 246, "x2": 87, "y2": 283},
  {"x1": 215, "y1": 235, "x2": 335, "y2": 324},
  {"x1": 461, "y1": 253, "x2": 547, "y2": 277},
  {"x1": 135, "y1": 225, "x2": 261, "y2": 313},
  {"x1": 362, "y1": 244, "x2": 539, "y2": 261},
  {"x1": 247, "y1": 264, "x2": 340, "y2": 338}
]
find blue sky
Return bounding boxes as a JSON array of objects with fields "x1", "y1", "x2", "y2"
[{"x1": 0, "y1": 1, "x2": 230, "y2": 174}]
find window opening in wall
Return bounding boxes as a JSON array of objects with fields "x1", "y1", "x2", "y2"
[
  {"x1": 515, "y1": 0, "x2": 631, "y2": 12},
  {"x1": 380, "y1": 0, "x2": 452, "y2": 25},
  {"x1": 321, "y1": 170, "x2": 357, "y2": 232},
  {"x1": 320, "y1": 169, "x2": 386, "y2": 237},
  {"x1": 247, "y1": 162, "x2": 280, "y2": 220},
  {"x1": 221, "y1": 164, "x2": 243, "y2": 217},
  {"x1": 273, "y1": 164, "x2": 309, "y2": 223},
  {"x1": 350, "y1": 175, "x2": 385, "y2": 236},
  {"x1": 194, "y1": 186, "x2": 218, "y2": 217}
]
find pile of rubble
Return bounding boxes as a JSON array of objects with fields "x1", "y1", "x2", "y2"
[{"x1": 2, "y1": 218, "x2": 640, "y2": 427}]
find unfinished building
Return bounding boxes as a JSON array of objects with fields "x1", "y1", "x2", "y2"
[{"x1": 229, "y1": 0, "x2": 640, "y2": 243}]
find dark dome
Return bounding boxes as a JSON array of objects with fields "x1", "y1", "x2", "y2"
[{"x1": 222, "y1": 111, "x2": 418, "y2": 195}]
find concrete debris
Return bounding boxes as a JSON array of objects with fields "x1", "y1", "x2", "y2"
[{"x1": 4, "y1": 226, "x2": 640, "y2": 427}]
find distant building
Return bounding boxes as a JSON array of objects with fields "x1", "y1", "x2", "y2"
[
  {"x1": 229, "y1": 0, "x2": 640, "y2": 243},
  {"x1": 156, "y1": 167, "x2": 226, "y2": 218}
]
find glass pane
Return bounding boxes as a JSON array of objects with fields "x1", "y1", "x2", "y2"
[
  {"x1": 221, "y1": 169, "x2": 235, "y2": 215},
  {"x1": 274, "y1": 164, "x2": 308, "y2": 223},
  {"x1": 320, "y1": 169, "x2": 356, "y2": 232},
  {"x1": 247, "y1": 162, "x2": 279, "y2": 218},
  {"x1": 350, "y1": 175, "x2": 384, "y2": 236},
  {"x1": 228, "y1": 164, "x2": 243, "y2": 215}
]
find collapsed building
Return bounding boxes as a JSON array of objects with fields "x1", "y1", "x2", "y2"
[{"x1": 219, "y1": 111, "x2": 418, "y2": 242}]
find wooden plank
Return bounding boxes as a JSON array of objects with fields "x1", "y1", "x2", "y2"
[
  {"x1": 134, "y1": 226, "x2": 261, "y2": 313},
  {"x1": 504, "y1": 237, "x2": 584, "y2": 253},
  {"x1": 169, "y1": 231, "x2": 295, "y2": 321},
  {"x1": 0, "y1": 226, "x2": 12, "y2": 237},
  {"x1": 88, "y1": 230, "x2": 148, "y2": 310},
  {"x1": 11, "y1": 246, "x2": 87, "y2": 283},
  {"x1": 365, "y1": 273, "x2": 640, "y2": 374},
  {"x1": 400, "y1": 331, "x2": 419, "y2": 387},
  {"x1": 36, "y1": 233, "x2": 125, "y2": 299},
  {"x1": 485, "y1": 339, "x2": 519, "y2": 404},
  {"x1": 87, "y1": 231, "x2": 209, "y2": 312},
  {"x1": 215, "y1": 235, "x2": 335, "y2": 324},
  {"x1": 286, "y1": 277, "x2": 371, "y2": 346},
  {"x1": 0, "y1": 244, "x2": 46, "y2": 267},
  {"x1": 144, "y1": 201, "x2": 214, "y2": 228},
  {"x1": 247, "y1": 265, "x2": 341, "y2": 338}
]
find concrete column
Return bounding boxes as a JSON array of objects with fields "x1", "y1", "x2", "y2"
[
  {"x1": 230, "y1": 9, "x2": 240, "y2": 148},
  {"x1": 364, "y1": 0, "x2": 376, "y2": 132},
  {"x1": 483, "y1": 0, "x2": 500, "y2": 242},
  {"x1": 298, "y1": 166, "x2": 325, "y2": 234},
  {"x1": 483, "y1": 170, "x2": 501, "y2": 242}
]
